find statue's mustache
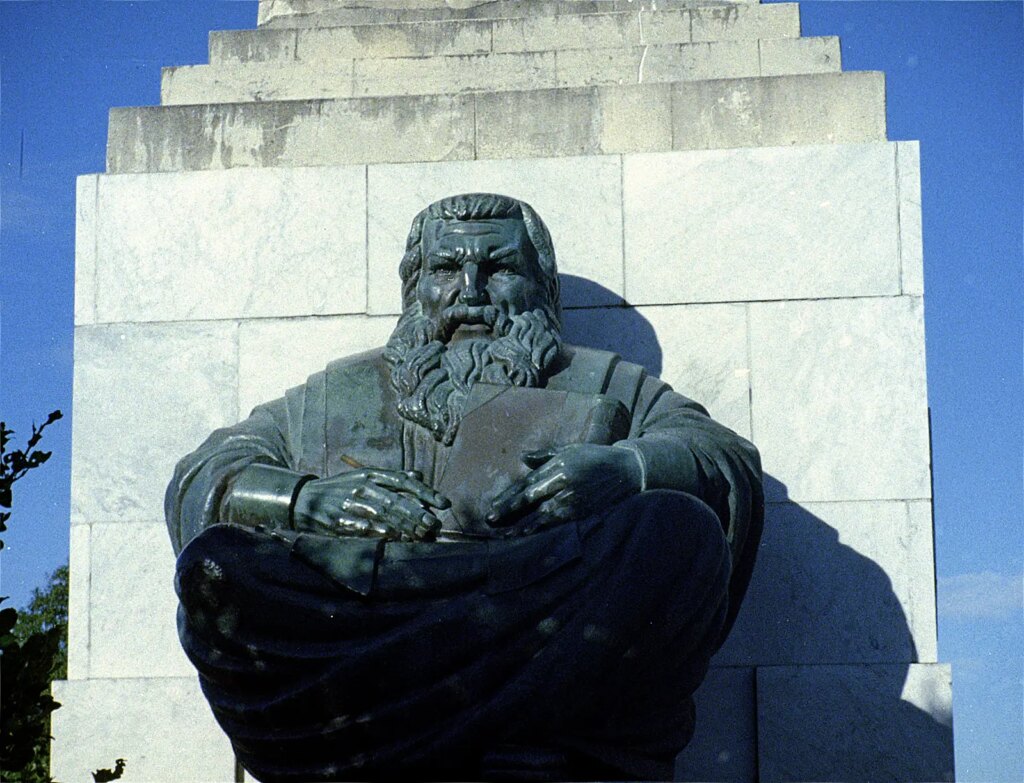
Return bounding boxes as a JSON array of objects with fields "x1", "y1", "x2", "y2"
[{"x1": 436, "y1": 303, "x2": 507, "y2": 342}]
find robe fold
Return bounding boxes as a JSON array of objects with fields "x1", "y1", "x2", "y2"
[{"x1": 165, "y1": 345, "x2": 763, "y2": 782}]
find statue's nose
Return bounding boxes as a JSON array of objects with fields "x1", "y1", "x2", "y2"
[{"x1": 458, "y1": 262, "x2": 487, "y2": 305}]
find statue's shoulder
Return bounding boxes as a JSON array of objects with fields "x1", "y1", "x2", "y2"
[
  {"x1": 549, "y1": 345, "x2": 652, "y2": 395},
  {"x1": 280, "y1": 346, "x2": 390, "y2": 432},
  {"x1": 324, "y1": 346, "x2": 388, "y2": 375}
]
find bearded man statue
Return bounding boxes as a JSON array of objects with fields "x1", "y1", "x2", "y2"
[{"x1": 165, "y1": 193, "x2": 764, "y2": 783}]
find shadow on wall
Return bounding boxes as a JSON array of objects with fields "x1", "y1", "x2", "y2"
[
  {"x1": 555, "y1": 275, "x2": 953, "y2": 782},
  {"x1": 558, "y1": 274, "x2": 662, "y2": 378}
]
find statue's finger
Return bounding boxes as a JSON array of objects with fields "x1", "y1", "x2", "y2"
[
  {"x1": 486, "y1": 479, "x2": 531, "y2": 524},
  {"x1": 537, "y1": 490, "x2": 577, "y2": 523},
  {"x1": 521, "y1": 449, "x2": 557, "y2": 468},
  {"x1": 522, "y1": 470, "x2": 567, "y2": 505},
  {"x1": 366, "y1": 470, "x2": 450, "y2": 509}
]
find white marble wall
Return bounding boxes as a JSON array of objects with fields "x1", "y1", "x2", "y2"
[{"x1": 63, "y1": 139, "x2": 941, "y2": 780}]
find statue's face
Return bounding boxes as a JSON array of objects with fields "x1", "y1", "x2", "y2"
[{"x1": 417, "y1": 218, "x2": 549, "y2": 340}]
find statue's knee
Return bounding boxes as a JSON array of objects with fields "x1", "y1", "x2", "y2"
[{"x1": 175, "y1": 524, "x2": 257, "y2": 610}]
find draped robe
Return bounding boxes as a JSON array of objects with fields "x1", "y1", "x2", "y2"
[{"x1": 165, "y1": 345, "x2": 763, "y2": 782}]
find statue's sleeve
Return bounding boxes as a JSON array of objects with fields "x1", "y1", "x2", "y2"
[
  {"x1": 616, "y1": 371, "x2": 765, "y2": 635},
  {"x1": 164, "y1": 396, "x2": 311, "y2": 555}
]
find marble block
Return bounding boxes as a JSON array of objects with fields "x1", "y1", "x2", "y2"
[
  {"x1": 71, "y1": 322, "x2": 238, "y2": 525},
  {"x1": 492, "y1": 9, "x2": 692, "y2": 53},
  {"x1": 167, "y1": 35, "x2": 836, "y2": 106},
  {"x1": 215, "y1": 4, "x2": 797, "y2": 66},
  {"x1": 209, "y1": 27, "x2": 299, "y2": 64},
  {"x1": 365, "y1": 156, "x2": 624, "y2": 313},
  {"x1": 898, "y1": 141, "x2": 924, "y2": 295},
  {"x1": 238, "y1": 314, "x2": 398, "y2": 414},
  {"x1": 66, "y1": 525, "x2": 90, "y2": 680},
  {"x1": 74, "y1": 175, "x2": 98, "y2": 326},
  {"x1": 748, "y1": 296, "x2": 931, "y2": 503},
  {"x1": 93, "y1": 166, "x2": 365, "y2": 323},
  {"x1": 554, "y1": 40, "x2": 758, "y2": 89},
  {"x1": 110, "y1": 69, "x2": 888, "y2": 175},
  {"x1": 671, "y1": 71, "x2": 886, "y2": 152},
  {"x1": 473, "y1": 84, "x2": 674, "y2": 159},
  {"x1": 623, "y1": 143, "x2": 901, "y2": 304},
  {"x1": 87, "y1": 523, "x2": 193, "y2": 679},
  {"x1": 759, "y1": 35, "x2": 841, "y2": 78},
  {"x1": 51, "y1": 677, "x2": 235, "y2": 783},
  {"x1": 689, "y1": 3, "x2": 799, "y2": 43},
  {"x1": 256, "y1": 0, "x2": 760, "y2": 29},
  {"x1": 563, "y1": 303, "x2": 751, "y2": 440},
  {"x1": 757, "y1": 663, "x2": 954, "y2": 782},
  {"x1": 675, "y1": 667, "x2": 757, "y2": 782},
  {"x1": 716, "y1": 500, "x2": 938, "y2": 667},
  {"x1": 302, "y1": 17, "x2": 492, "y2": 60},
  {"x1": 107, "y1": 94, "x2": 476, "y2": 173}
]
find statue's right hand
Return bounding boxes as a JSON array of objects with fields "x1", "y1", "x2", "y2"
[{"x1": 292, "y1": 469, "x2": 450, "y2": 542}]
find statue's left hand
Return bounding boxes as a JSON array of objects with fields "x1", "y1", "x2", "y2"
[{"x1": 486, "y1": 443, "x2": 643, "y2": 533}]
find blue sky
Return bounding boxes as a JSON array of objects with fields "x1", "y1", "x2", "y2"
[{"x1": 1, "y1": 1, "x2": 1021, "y2": 779}]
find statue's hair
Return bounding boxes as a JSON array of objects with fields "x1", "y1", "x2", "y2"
[{"x1": 398, "y1": 193, "x2": 561, "y2": 327}]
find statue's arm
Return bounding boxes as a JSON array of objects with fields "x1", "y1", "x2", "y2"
[
  {"x1": 164, "y1": 399, "x2": 310, "y2": 554},
  {"x1": 618, "y1": 376, "x2": 764, "y2": 552}
]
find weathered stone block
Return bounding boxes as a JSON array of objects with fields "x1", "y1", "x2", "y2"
[
  {"x1": 107, "y1": 95, "x2": 476, "y2": 173},
  {"x1": 256, "y1": 0, "x2": 759, "y2": 30},
  {"x1": 51, "y1": 677, "x2": 235, "y2": 783},
  {"x1": 74, "y1": 175, "x2": 98, "y2": 326},
  {"x1": 757, "y1": 664, "x2": 954, "y2": 782},
  {"x1": 366, "y1": 156, "x2": 624, "y2": 313},
  {"x1": 898, "y1": 141, "x2": 924, "y2": 295},
  {"x1": 623, "y1": 143, "x2": 901, "y2": 304},
  {"x1": 748, "y1": 296, "x2": 930, "y2": 503},
  {"x1": 716, "y1": 500, "x2": 937, "y2": 667},
  {"x1": 354, "y1": 49, "x2": 558, "y2": 98},
  {"x1": 66, "y1": 525, "x2": 90, "y2": 680},
  {"x1": 492, "y1": 9, "x2": 687, "y2": 53},
  {"x1": 554, "y1": 40, "x2": 758, "y2": 89},
  {"x1": 219, "y1": 4, "x2": 795, "y2": 66},
  {"x1": 238, "y1": 315, "x2": 398, "y2": 414},
  {"x1": 71, "y1": 323, "x2": 238, "y2": 525},
  {"x1": 690, "y1": 3, "x2": 799, "y2": 43},
  {"x1": 475, "y1": 85, "x2": 673, "y2": 159},
  {"x1": 759, "y1": 35, "x2": 841, "y2": 77},
  {"x1": 675, "y1": 667, "x2": 756, "y2": 783},
  {"x1": 670, "y1": 71, "x2": 887, "y2": 152},
  {"x1": 562, "y1": 303, "x2": 751, "y2": 439},
  {"x1": 88, "y1": 523, "x2": 193, "y2": 678},
  {"x1": 93, "y1": 166, "x2": 366, "y2": 322},
  {"x1": 168, "y1": 36, "x2": 835, "y2": 106},
  {"x1": 210, "y1": 26, "x2": 297, "y2": 63},
  {"x1": 299, "y1": 17, "x2": 492, "y2": 61},
  {"x1": 162, "y1": 60, "x2": 356, "y2": 105},
  {"x1": 595, "y1": 85, "x2": 674, "y2": 153}
]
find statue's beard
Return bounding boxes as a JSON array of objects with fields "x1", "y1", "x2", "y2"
[{"x1": 384, "y1": 304, "x2": 563, "y2": 445}]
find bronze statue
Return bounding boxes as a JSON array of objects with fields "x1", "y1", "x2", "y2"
[{"x1": 165, "y1": 193, "x2": 764, "y2": 782}]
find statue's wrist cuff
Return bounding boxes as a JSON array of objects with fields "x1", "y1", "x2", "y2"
[
  {"x1": 224, "y1": 464, "x2": 316, "y2": 529},
  {"x1": 613, "y1": 442, "x2": 648, "y2": 492}
]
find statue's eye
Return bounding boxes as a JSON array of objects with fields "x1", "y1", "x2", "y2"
[
  {"x1": 429, "y1": 258, "x2": 459, "y2": 273},
  {"x1": 493, "y1": 265, "x2": 519, "y2": 277}
]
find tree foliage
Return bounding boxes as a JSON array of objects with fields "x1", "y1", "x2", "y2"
[
  {"x1": 11, "y1": 566, "x2": 69, "y2": 681},
  {"x1": 0, "y1": 410, "x2": 63, "y2": 549},
  {"x1": 1, "y1": 411, "x2": 65, "y2": 782}
]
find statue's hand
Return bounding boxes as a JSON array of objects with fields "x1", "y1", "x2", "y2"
[
  {"x1": 293, "y1": 469, "x2": 450, "y2": 541},
  {"x1": 486, "y1": 444, "x2": 644, "y2": 533}
]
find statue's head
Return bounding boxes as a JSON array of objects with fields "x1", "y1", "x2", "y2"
[
  {"x1": 385, "y1": 193, "x2": 564, "y2": 444},
  {"x1": 398, "y1": 193, "x2": 561, "y2": 335}
]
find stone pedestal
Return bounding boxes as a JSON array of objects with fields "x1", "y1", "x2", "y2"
[{"x1": 54, "y1": 1, "x2": 954, "y2": 780}]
